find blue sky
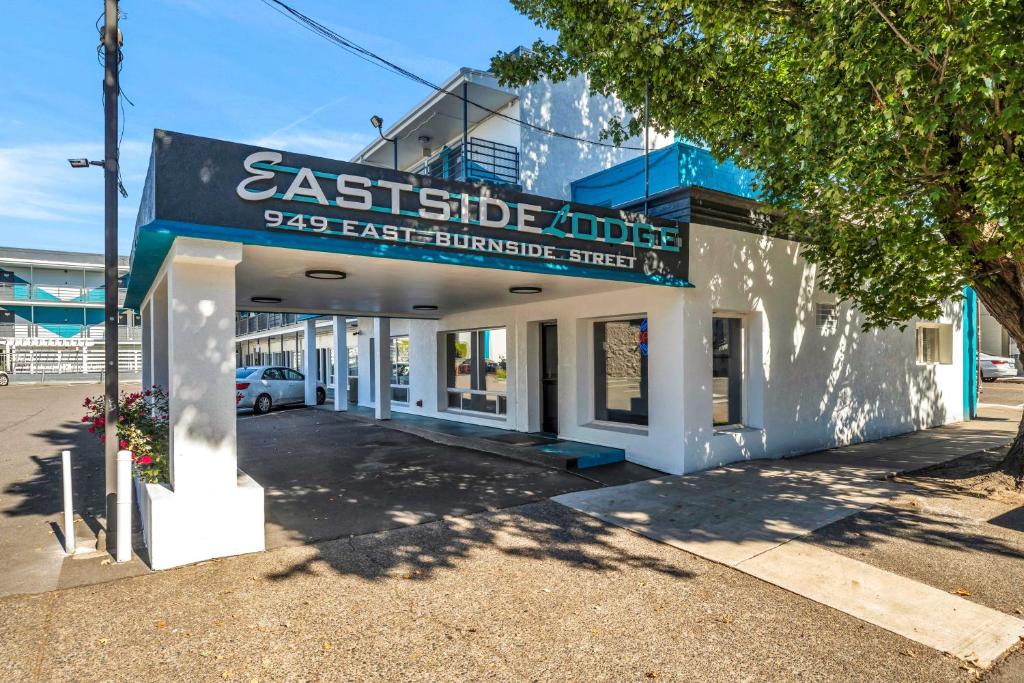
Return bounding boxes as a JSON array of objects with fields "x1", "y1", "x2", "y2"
[{"x1": 0, "y1": 1, "x2": 553, "y2": 255}]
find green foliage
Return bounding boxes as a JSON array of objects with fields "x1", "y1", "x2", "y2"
[{"x1": 493, "y1": 0, "x2": 1024, "y2": 329}]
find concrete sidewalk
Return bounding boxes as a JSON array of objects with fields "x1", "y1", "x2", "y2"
[{"x1": 554, "y1": 416, "x2": 1024, "y2": 669}]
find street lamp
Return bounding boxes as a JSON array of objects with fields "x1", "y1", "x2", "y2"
[
  {"x1": 68, "y1": 158, "x2": 105, "y2": 168},
  {"x1": 370, "y1": 114, "x2": 398, "y2": 170}
]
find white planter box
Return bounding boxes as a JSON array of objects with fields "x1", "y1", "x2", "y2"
[{"x1": 134, "y1": 470, "x2": 264, "y2": 570}]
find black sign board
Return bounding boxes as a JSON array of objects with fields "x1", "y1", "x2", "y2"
[{"x1": 135, "y1": 130, "x2": 690, "y2": 287}]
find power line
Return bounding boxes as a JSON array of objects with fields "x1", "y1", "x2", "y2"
[{"x1": 258, "y1": 0, "x2": 646, "y2": 151}]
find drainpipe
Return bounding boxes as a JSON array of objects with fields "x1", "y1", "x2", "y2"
[
  {"x1": 643, "y1": 79, "x2": 650, "y2": 216},
  {"x1": 462, "y1": 80, "x2": 469, "y2": 181}
]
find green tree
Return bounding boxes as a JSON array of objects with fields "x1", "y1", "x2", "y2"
[{"x1": 493, "y1": 0, "x2": 1024, "y2": 483}]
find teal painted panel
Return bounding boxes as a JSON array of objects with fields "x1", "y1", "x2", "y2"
[
  {"x1": 571, "y1": 141, "x2": 759, "y2": 208},
  {"x1": 39, "y1": 323, "x2": 84, "y2": 338},
  {"x1": 963, "y1": 287, "x2": 978, "y2": 419}
]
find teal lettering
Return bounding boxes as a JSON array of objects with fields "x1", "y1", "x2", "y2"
[
  {"x1": 602, "y1": 218, "x2": 628, "y2": 244},
  {"x1": 571, "y1": 212, "x2": 599, "y2": 241}
]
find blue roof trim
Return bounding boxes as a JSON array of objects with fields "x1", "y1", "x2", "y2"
[
  {"x1": 124, "y1": 219, "x2": 693, "y2": 310},
  {"x1": 571, "y1": 142, "x2": 759, "y2": 208}
]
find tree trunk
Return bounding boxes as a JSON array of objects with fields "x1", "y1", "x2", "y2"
[{"x1": 970, "y1": 260, "x2": 1024, "y2": 487}]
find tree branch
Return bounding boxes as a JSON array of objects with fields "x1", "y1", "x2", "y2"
[{"x1": 865, "y1": 0, "x2": 941, "y2": 71}]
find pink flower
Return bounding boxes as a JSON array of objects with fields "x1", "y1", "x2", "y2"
[
  {"x1": 119, "y1": 440, "x2": 128, "y2": 449},
  {"x1": 138, "y1": 455, "x2": 152, "y2": 465},
  {"x1": 81, "y1": 416, "x2": 89, "y2": 423},
  {"x1": 83, "y1": 398, "x2": 91, "y2": 407},
  {"x1": 87, "y1": 426, "x2": 95, "y2": 434},
  {"x1": 100, "y1": 435, "x2": 106, "y2": 443}
]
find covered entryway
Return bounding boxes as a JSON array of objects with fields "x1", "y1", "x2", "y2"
[{"x1": 125, "y1": 130, "x2": 688, "y2": 569}]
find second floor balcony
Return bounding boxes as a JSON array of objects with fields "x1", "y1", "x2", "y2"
[
  {"x1": 0, "y1": 323, "x2": 142, "y2": 342},
  {"x1": 0, "y1": 283, "x2": 127, "y2": 306},
  {"x1": 236, "y1": 312, "x2": 302, "y2": 336},
  {"x1": 417, "y1": 137, "x2": 520, "y2": 187}
]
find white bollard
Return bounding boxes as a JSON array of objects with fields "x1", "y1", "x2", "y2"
[
  {"x1": 61, "y1": 450, "x2": 75, "y2": 554},
  {"x1": 115, "y1": 450, "x2": 132, "y2": 563}
]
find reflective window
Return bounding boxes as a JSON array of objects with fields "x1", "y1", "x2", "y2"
[
  {"x1": 444, "y1": 328, "x2": 507, "y2": 416},
  {"x1": 594, "y1": 318, "x2": 648, "y2": 426},
  {"x1": 390, "y1": 336, "x2": 410, "y2": 403},
  {"x1": 712, "y1": 317, "x2": 743, "y2": 427}
]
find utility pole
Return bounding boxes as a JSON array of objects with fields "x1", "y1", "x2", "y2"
[{"x1": 101, "y1": 0, "x2": 121, "y2": 551}]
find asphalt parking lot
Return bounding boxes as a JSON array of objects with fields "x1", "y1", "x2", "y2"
[
  {"x1": 0, "y1": 383, "x2": 645, "y2": 593},
  {"x1": 238, "y1": 405, "x2": 629, "y2": 549},
  {"x1": 979, "y1": 378, "x2": 1024, "y2": 408}
]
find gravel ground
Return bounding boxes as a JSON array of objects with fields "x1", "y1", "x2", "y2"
[{"x1": 0, "y1": 502, "x2": 972, "y2": 683}]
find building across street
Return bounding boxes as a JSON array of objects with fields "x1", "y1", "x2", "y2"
[{"x1": 0, "y1": 246, "x2": 141, "y2": 382}]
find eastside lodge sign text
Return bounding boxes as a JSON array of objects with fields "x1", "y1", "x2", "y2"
[{"x1": 131, "y1": 131, "x2": 691, "y2": 290}]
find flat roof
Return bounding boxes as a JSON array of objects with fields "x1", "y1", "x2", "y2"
[
  {"x1": 0, "y1": 246, "x2": 130, "y2": 270},
  {"x1": 352, "y1": 68, "x2": 517, "y2": 170}
]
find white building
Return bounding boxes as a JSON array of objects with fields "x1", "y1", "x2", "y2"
[{"x1": 129, "y1": 68, "x2": 972, "y2": 570}]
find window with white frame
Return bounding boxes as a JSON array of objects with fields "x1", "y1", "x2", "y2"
[
  {"x1": 390, "y1": 336, "x2": 410, "y2": 403},
  {"x1": 712, "y1": 316, "x2": 744, "y2": 427},
  {"x1": 815, "y1": 302, "x2": 838, "y2": 332},
  {"x1": 444, "y1": 328, "x2": 507, "y2": 416},
  {"x1": 916, "y1": 323, "x2": 953, "y2": 364}
]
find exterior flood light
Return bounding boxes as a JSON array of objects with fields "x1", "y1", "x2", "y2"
[
  {"x1": 412, "y1": 305, "x2": 438, "y2": 311},
  {"x1": 305, "y1": 269, "x2": 346, "y2": 280},
  {"x1": 250, "y1": 296, "x2": 282, "y2": 304},
  {"x1": 369, "y1": 115, "x2": 384, "y2": 130},
  {"x1": 509, "y1": 286, "x2": 542, "y2": 294},
  {"x1": 68, "y1": 158, "x2": 104, "y2": 168}
]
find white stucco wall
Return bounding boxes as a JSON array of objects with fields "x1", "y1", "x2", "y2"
[
  {"x1": 348, "y1": 222, "x2": 965, "y2": 475},
  {"x1": 517, "y1": 74, "x2": 673, "y2": 201}
]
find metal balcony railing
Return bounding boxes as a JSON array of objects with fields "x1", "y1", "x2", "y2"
[
  {"x1": 235, "y1": 312, "x2": 300, "y2": 336},
  {"x1": 0, "y1": 283, "x2": 126, "y2": 305},
  {"x1": 418, "y1": 137, "x2": 519, "y2": 186},
  {"x1": 0, "y1": 323, "x2": 140, "y2": 341}
]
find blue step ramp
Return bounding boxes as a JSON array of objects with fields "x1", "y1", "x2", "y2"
[{"x1": 533, "y1": 440, "x2": 626, "y2": 469}]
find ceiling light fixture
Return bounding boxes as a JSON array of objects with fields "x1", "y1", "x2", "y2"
[
  {"x1": 509, "y1": 286, "x2": 542, "y2": 294},
  {"x1": 412, "y1": 304, "x2": 438, "y2": 311},
  {"x1": 304, "y1": 269, "x2": 347, "y2": 280},
  {"x1": 250, "y1": 296, "x2": 282, "y2": 304}
]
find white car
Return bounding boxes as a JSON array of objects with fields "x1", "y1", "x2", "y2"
[
  {"x1": 236, "y1": 366, "x2": 326, "y2": 414},
  {"x1": 979, "y1": 352, "x2": 1018, "y2": 382}
]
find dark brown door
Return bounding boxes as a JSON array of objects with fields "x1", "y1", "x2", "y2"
[{"x1": 541, "y1": 323, "x2": 558, "y2": 434}]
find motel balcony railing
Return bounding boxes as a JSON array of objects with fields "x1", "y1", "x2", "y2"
[
  {"x1": 235, "y1": 312, "x2": 301, "y2": 336},
  {"x1": 0, "y1": 283, "x2": 127, "y2": 306},
  {"x1": 417, "y1": 137, "x2": 519, "y2": 187},
  {"x1": 0, "y1": 323, "x2": 141, "y2": 341}
]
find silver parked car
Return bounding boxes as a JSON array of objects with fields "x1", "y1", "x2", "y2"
[
  {"x1": 979, "y1": 352, "x2": 1018, "y2": 382},
  {"x1": 236, "y1": 366, "x2": 326, "y2": 414}
]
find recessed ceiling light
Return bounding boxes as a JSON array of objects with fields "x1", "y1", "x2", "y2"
[
  {"x1": 509, "y1": 286, "x2": 542, "y2": 294},
  {"x1": 412, "y1": 304, "x2": 438, "y2": 311},
  {"x1": 250, "y1": 296, "x2": 282, "y2": 304},
  {"x1": 305, "y1": 269, "x2": 347, "y2": 280}
]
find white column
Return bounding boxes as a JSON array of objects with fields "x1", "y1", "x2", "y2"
[
  {"x1": 140, "y1": 300, "x2": 152, "y2": 390},
  {"x1": 151, "y1": 275, "x2": 169, "y2": 391},
  {"x1": 138, "y1": 238, "x2": 264, "y2": 571},
  {"x1": 332, "y1": 315, "x2": 347, "y2": 411},
  {"x1": 373, "y1": 317, "x2": 391, "y2": 420},
  {"x1": 304, "y1": 318, "x2": 318, "y2": 406},
  {"x1": 166, "y1": 240, "x2": 240, "y2": 493}
]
